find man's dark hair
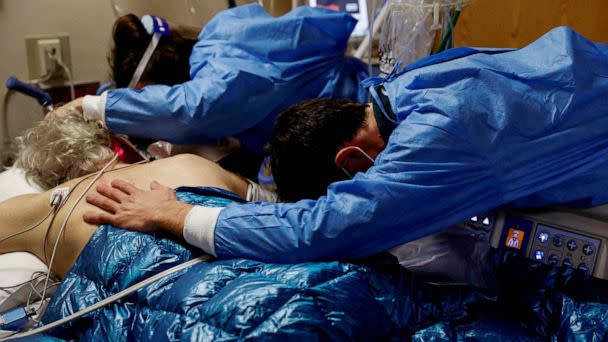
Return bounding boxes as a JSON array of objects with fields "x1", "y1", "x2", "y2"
[
  {"x1": 109, "y1": 14, "x2": 196, "y2": 88},
  {"x1": 269, "y1": 98, "x2": 368, "y2": 202}
]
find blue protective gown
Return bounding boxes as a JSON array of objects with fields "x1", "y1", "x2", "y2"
[
  {"x1": 211, "y1": 27, "x2": 608, "y2": 262},
  {"x1": 104, "y1": 4, "x2": 368, "y2": 152}
]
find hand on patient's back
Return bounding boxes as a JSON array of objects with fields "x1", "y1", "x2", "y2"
[{"x1": 83, "y1": 179, "x2": 193, "y2": 237}]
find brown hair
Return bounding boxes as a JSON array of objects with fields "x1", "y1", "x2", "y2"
[
  {"x1": 269, "y1": 99, "x2": 369, "y2": 202},
  {"x1": 109, "y1": 14, "x2": 197, "y2": 88}
]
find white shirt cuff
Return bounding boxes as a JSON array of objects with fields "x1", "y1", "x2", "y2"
[
  {"x1": 182, "y1": 206, "x2": 222, "y2": 256},
  {"x1": 82, "y1": 92, "x2": 107, "y2": 127}
]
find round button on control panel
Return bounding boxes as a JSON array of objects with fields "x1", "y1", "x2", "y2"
[
  {"x1": 583, "y1": 244, "x2": 594, "y2": 256},
  {"x1": 553, "y1": 236, "x2": 563, "y2": 247},
  {"x1": 538, "y1": 232, "x2": 549, "y2": 244},
  {"x1": 548, "y1": 254, "x2": 560, "y2": 266}
]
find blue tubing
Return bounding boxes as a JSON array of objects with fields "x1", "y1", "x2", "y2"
[{"x1": 6, "y1": 77, "x2": 52, "y2": 107}]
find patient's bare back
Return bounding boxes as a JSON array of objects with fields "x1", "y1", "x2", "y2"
[{"x1": 0, "y1": 154, "x2": 247, "y2": 277}]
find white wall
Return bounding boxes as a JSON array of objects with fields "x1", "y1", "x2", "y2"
[{"x1": 0, "y1": 0, "x2": 116, "y2": 165}]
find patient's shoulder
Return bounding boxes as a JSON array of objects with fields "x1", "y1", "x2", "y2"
[
  {"x1": 145, "y1": 154, "x2": 245, "y2": 193},
  {"x1": 164, "y1": 153, "x2": 213, "y2": 165},
  {"x1": 160, "y1": 154, "x2": 223, "y2": 173}
]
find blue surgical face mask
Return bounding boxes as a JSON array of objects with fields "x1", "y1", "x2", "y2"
[{"x1": 340, "y1": 146, "x2": 375, "y2": 179}]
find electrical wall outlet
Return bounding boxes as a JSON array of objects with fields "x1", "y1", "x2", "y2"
[
  {"x1": 37, "y1": 38, "x2": 62, "y2": 77},
  {"x1": 25, "y1": 34, "x2": 71, "y2": 81}
]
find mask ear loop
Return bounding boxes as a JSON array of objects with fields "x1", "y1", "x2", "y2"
[{"x1": 339, "y1": 146, "x2": 376, "y2": 179}]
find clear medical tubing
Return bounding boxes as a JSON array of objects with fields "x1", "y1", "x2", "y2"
[{"x1": 378, "y1": 0, "x2": 470, "y2": 75}]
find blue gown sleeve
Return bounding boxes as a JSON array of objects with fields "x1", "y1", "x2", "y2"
[
  {"x1": 212, "y1": 121, "x2": 505, "y2": 262},
  {"x1": 105, "y1": 73, "x2": 272, "y2": 144},
  {"x1": 212, "y1": 27, "x2": 608, "y2": 263},
  {"x1": 104, "y1": 4, "x2": 368, "y2": 144}
]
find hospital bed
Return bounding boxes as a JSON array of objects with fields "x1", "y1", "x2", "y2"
[
  {"x1": 0, "y1": 112, "x2": 606, "y2": 339},
  {"x1": 0, "y1": 74, "x2": 608, "y2": 336},
  {"x1": 1, "y1": 80, "x2": 607, "y2": 341}
]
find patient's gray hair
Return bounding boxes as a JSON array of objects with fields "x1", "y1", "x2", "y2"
[{"x1": 15, "y1": 107, "x2": 114, "y2": 190}]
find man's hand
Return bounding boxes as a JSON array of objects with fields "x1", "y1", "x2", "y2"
[{"x1": 83, "y1": 179, "x2": 193, "y2": 238}]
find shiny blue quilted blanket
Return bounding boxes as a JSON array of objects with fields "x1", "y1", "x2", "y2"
[{"x1": 31, "y1": 187, "x2": 607, "y2": 341}]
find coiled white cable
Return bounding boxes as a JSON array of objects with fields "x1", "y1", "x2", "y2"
[{"x1": 1, "y1": 255, "x2": 211, "y2": 340}]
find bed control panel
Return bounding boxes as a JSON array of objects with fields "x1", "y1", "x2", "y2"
[
  {"x1": 531, "y1": 224, "x2": 600, "y2": 272},
  {"x1": 485, "y1": 205, "x2": 608, "y2": 280}
]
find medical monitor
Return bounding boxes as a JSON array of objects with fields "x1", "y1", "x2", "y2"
[{"x1": 309, "y1": 0, "x2": 369, "y2": 37}]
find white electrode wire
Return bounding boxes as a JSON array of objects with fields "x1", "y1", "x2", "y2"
[
  {"x1": 56, "y1": 60, "x2": 75, "y2": 101},
  {"x1": 0, "y1": 160, "x2": 123, "y2": 292},
  {"x1": 0, "y1": 156, "x2": 151, "y2": 338},
  {"x1": 40, "y1": 157, "x2": 148, "y2": 262},
  {"x1": 0, "y1": 207, "x2": 55, "y2": 245},
  {"x1": 35, "y1": 153, "x2": 119, "y2": 320},
  {"x1": 2, "y1": 255, "x2": 211, "y2": 340},
  {"x1": 34, "y1": 155, "x2": 150, "y2": 318},
  {"x1": 0, "y1": 272, "x2": 46, "y2": 295},
  {"x1": 0, "y1": 156, "x2": 150, "y2": 295}
]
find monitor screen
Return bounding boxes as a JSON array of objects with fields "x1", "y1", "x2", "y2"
[{"x1": 309, "y1": 0, "x2": 369, "y2": 37}]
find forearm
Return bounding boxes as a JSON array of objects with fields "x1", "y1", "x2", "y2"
[
  {"x1": 210, "y1": 123, "x2": 501, "y2": 262},
  {"x1": 180, "y1": 206, "x2": 222, "y2": 256},
  {"x1": 103, "y1": 79, "x2": 262, "y2": 144},
  {"x1": 150, "y1": 202, "x2": 221, "y2": 256},
  {"x1": 154, "y1": 201, "x2": 193, "y2": 240}
]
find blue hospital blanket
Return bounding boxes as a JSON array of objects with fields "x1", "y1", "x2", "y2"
[{"x1": 32, "y1": 188, "x2": 608, "y2": 341}]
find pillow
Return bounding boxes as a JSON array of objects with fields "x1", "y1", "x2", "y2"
[
  {"x1": 0, "y1": 166, "x2": 42, "y2": 202},
  {"x1": 0, "y1": 167, "x2": 46, "y2": 302}
]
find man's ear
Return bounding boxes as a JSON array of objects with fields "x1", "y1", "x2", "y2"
[{"x1": 335, "y1": 146, "x2": 373, "y2": 175}]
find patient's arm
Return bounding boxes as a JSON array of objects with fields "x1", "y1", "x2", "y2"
[{"x1": 0, "y1": 154, "x2": 247, "y2": 277}]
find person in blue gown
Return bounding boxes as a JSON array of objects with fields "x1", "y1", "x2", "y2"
[
  {"x1": 80, "y1": 4, "x2": 368, "y2": 154},
  {"x1": 84, "y1": 27, "x2": 608, "y2": 263}
]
